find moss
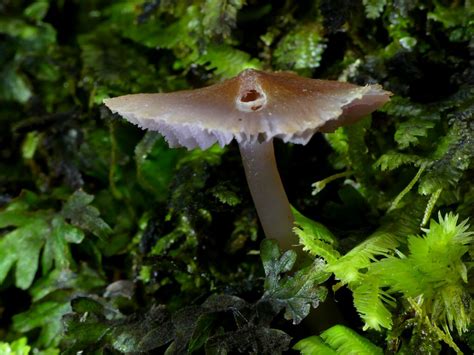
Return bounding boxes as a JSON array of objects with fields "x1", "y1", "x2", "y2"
[{"x1": 0, "y1": 0, "x2": 471, "y2": 353}]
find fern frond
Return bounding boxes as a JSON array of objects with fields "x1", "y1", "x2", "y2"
[
  {"x1": 297, "y1": 235, "x2": 341, "y2": 266},
  {"x1": 294, "y1": 325, "x2": 383, "y2": 355},
  {"x1": 325, "y1": 127, "x2": 349, "y2": 156},
  {"x1": 353, "y1": 279, "x2": 395, "y2": 331},
  {"x1": 381, "y1": 96, "x2": 424, "y2": 117},
  {"x1": 321, "y1": 325, "x2": 383, "y2": 354},
  {"x1": 113, "y1": 3, "x2": 261, "y2": 79},
  {"x1": 324, "y1": 127, "x2": 350, "y2": 169},
  {"x1": 201, "y1": 0, "x2": 244, "y2": 39},
  {"x1": 293, "y1": 335, "x2": 336, "y2": 354},
  {"x1": 373, "y1": 151, "x2": 426, "y2": 171},
  {"x1": 362, "y1": 0, "x2": 387, "y2": 19},
  {"x1": 292, "y1": 208, "x2": 340, "y2": 265},
  {"x1": 371, "y1": 257, "x2": 422, "y2": 295},
  {"x1": 328, "y1": 231, "x2": 399, "y2": 284},
  {"x1": 195, "y1": 44, "x2": 261, "y2": 78},
  {"x1": 273, "y1": 22, "x2": 326, "y2": 70},
  {"x1": 428, "y1": 2, "x2": 474, "y2": 42},
  {"x1": 111, "y1": 3, "x2": 201, "y2": 51},
  {"x1": 395, "y1": 117, "x2": 436, "y2": 149}
]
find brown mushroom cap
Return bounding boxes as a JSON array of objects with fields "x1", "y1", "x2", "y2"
[{"x1": 104, "y1": 69, "x2": 391, "y2": 150}]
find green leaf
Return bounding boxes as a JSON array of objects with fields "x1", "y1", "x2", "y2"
[
  {"x1": 274, "y1": 23, "x2": 326, "y2": 70},
  {"x1": 195, "y1": 44, "x2": 262, "y2": 77},
  {"x1": 0, "y1": 193, "x2": 90, "y2": 289},
  {"x1": 70, "y1": 296, "x2": 106, "y2": 315},
  {"x1": 187, "y1": 314, "x2": 216, "y2": 353},
  {"x1": 325, "y1": 127, "x2": 349, "y2": 156},
  {"x1": 363, "y1": 0, "x2": 387, "y2": 19},
  {"x1": 345, "y1": 120, "x2": 379, "y2": 202},
  {"x1": 374, "y1": 151, "x2": 425, "y2": 171},
  {"x1": 294, "y1": 335, "x2": 336, "y2": 354},
  {"x1": 30, "y1": 266, "x2": 104, "y2": 302},
  {"x1": 0, "y1": 337, "x2": 31, "y2": 355},
  {"x1": 61, "y1": 190, "x2": 112, "y2": 240},
  {"x1": 292, "y1": 207, "x2": 340, "y2": 264},
  {"x1": 110, "y1": 306, "x2": 175, "y2": 353},
  {"x1": 0, "y1": 217, "x2": 48, "y2": 289},
  {"x1": 62, "y1": 300, "x2": 111, "y2": 352},
  {"x1": 352, "y1": 280, "x2": 395, "y2": 331},
  {"x1": 24, "y1": 1, "x2": 49, "y2": 21},
  {"x1": 321, "y1": 325, "x2": 383, "y2": 354},
  {"x1": 135, "y1": 132, "x2": 182, "y2": 200},
  {"x1": 202, "y1": 0, "x2": 244, "y2": 39},
  {"x1": 0, "y1": 209, "x2": 40, "y2": 228},
  {"x1": 260, "y1": 240, "x2": 329, "y2": 324},
  {"x1": 427, "y1": 2, "x2": 474, "y2": 42},
  {"x1": 0, "y1": 63, "x2": 32, "y2": 103},
  {"x1": 260, "y1": 239, "x2": 297, "y2": 290},
  {"x1": 64, "y1": 299, "x2": 174, "y2": 353},
  {"x1": 211, "y1": 184, "x2": 241, "y2": 206},
  {"x1": 327, "y1": 230, "x2": 399, "y2": 285},
  {"x1": 295, "y1": 325, "x2": 383, "y2": 354},
  {"x1": 13, "y1": 301, "x2": 71, "y2": 348},
  {"x1": 43, "y1": 216, "x2": 84, "y2": 271},
  {"x1": 394, "y1": 118, "x2": 436, "y2": 149},
  {"x1": 21, "y1": 131, "x2": 41, "y2": 160},
  {"x1": 227, "y1": 209, "x2": 258, "y2": 253}
]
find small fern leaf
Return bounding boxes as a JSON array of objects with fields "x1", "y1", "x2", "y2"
[
  {"x1": 321, "y1": 325, "x2": 383, "y2": 354},
  {"x1": 373, "y1": 151, "x2": 426, "y2": 171},
  {"x1": 292, "y1": 208, "x2": 341, "y2": 265},
  {"x1": 328, "y1": 231, "x2": 399, "y2": 284},
  {"x1": 195, "y1": 44, "x2": 261, "y2": 77},
  {"x1": 294, "y1": 325, "x2": 383, "y2": 355},
  {"x1": 273, "y1": 22, "x2": 326, "y2": 70},
  {"x1": 394, "y1": 117, "x2": 436, "y2": 149},
  {"x1": 324, "y1": 127, "x2": 349, "y2": 156},
  {"x1": 363, "y1": 0, "x2": 387, "y2": 19},
  {"x1": 202, "y1": 0, "x2": 244, "y2": 39},
  {"x1": 293, "y1": 335, "x2": 337, "y2": 354},
  {"x1": 296, "y1": 235, "x2": 341, "y2": 265},
  {"x1": 353, "y1": 281, "x2": 395, "y2": 331}
]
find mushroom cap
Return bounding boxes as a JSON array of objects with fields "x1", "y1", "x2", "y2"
[{"x1": 104, "y1": 69, "x2": 391, "y2": 150}]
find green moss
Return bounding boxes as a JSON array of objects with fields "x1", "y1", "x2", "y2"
[{"x1": 0, "y1": 0, "x2": 471, "y2": 353}]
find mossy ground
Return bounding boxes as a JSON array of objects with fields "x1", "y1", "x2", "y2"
[{"x1": 0, "y1": 1, "x2": 472, "y2": 353}]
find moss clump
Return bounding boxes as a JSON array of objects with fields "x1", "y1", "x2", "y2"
[{"x1": 0, "y1": 0, "x2": 471, "y2": 353}]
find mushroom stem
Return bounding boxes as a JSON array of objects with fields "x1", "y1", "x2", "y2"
[{"x1": 239, "y1": 139, "x2": 298, "y2": 250}]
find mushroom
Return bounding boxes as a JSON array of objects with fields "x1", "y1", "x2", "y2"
[{"x1": 103, "y1": 69, "x2": 391, "y2": 250}]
